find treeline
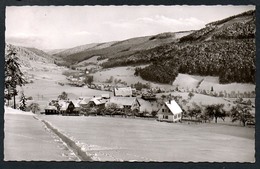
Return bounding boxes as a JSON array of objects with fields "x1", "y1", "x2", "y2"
[
  {"x1": 134, "y1": 39, "x2": 255, "y2": 84},
  {"x1": 211, "y1": 18, "x2": 255, "y2": 40},
  {"x1": 179, "y1": 10, "x2": 255, "y2": 43}
]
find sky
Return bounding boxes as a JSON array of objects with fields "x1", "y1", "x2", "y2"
[{"x1": 6, "y1": 5, "x2": 255, "y2": 50}]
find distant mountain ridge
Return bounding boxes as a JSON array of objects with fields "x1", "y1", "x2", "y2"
[
  {"x1": 179, "y1": 10, "x2": 255, "y2": 42},
  {"x1": 51, "y1": 31, "x2": 193, "y2": 67}
]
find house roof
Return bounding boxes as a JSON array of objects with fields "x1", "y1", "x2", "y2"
[
  {"x1": 114, "y1": 87, "x2": 132, "y2": 96},
  {"x1": 109, "y1": 97, "x2": 139, "y2": 107},
  {"x1": 59, "y1": 100, "x2": 70, "y2": 111},
  {"x1": 78, "y1": 97, "x2": 92, "y2": 105},
  {"x1": 101, "y1": 94, "x2": 110, "y2": 98},
  {"x1": 45, "y1": 105, "x2": 57, "y2": 110},
  {"x1": 71, "y1": 100, "x2": 81, "y2": 108},
  {"x1": 59, "y1": 100, "x2": 78, "y2": 110},
  {"x1": 90, "y1": 97, "x2": 107, "y2": 105},
  {"x1": 165, "y1": 100, "x2": 182, "y2": 115}
]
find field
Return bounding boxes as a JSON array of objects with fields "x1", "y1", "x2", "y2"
[
  {"x1": 173, "y1": 73, "x2": 255, "y2": 93},
  {"x1": 4, "y1": 107, "x2": 76, "y2": 161},
  {"x1": 39, "y1": 115, "x2": 254, "y2": 162}
]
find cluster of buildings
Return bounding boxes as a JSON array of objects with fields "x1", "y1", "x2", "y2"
[{"x1": 44, "y1": 87, "x2": 183, "y2": 123}]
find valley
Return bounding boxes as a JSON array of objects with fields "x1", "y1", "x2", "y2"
[{"x1": 4, "y1": 8, "x2": 256, "y2": 162}]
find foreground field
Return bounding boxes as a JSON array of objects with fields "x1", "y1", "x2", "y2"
[
  {"x1": 40, "y1": 115, "x2": 254, "y2": 162},
  {"x1": 4, "y1": 107, "x2": 77, "y2": 161}
]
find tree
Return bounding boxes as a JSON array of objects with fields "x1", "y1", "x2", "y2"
[
  {"x1": 161, "y1": 94, "x2": 167, "y2": 101},
  {"x1": 230, "y1": 104, "x2": 254, "y2": 126},
  {"x1": 19, "y1": 91, "x2": 27, "y2": 111},
  {"x1": 27, "y1": 103, "x2": 40, "y2": 114},
  {"x1": 58, "y1": 91, "x2": 68, "y2": 100},
  {"x1": 5, "y1": 45, "x2": 26, "y2": 109},
  {"x1": 205, "y1": 104, "x2": 226, "y2": 123},
  {"x1": 187, "y1": 102, "x2": 202, "y2": 120},
  {"x1": 151, "y1": 110, "x2": 158, "y2": 117},
  {"x1": 105, "y1": 102, "x2": 120, "y2": 116},
  {"x1": 85, "y1": 75, "x2": 94, "y2": 85},
  {"x1": 188, "y1": 92, "x2": 195, "y2": 100}
]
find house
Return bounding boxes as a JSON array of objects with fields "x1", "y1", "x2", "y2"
[
  {"x1": 59, "y1": 100, "x2": 79, "y2": 116},
  {"x1": 107, "y1": 97, "x2": 140, "y2": 113},
  {"x1": 78, "y1": 97, "x2": 92, "y2": 107},
  {"x1": 88, "y1": 97, "x2": 108, "y2": 108},
  {"x1": 101, "y1": 94, "x2": 110, "y2": 99},
  {"x1": 114, "y1": 87, "x2": 132, "y2": 97},
  {"x1": 158, "y1": 100, "x2": 182, "y2": 122},
  {"x1": 44, "y1": 105, "x2": 58, "y2": 115}
]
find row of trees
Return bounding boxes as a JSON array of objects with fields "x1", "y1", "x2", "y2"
[
  {"x1": 159, "y1": 94, "x2": 254, "y2": 126},
  {"x1": 80, "y1": 103, "x2": 140, "y2": 117}
]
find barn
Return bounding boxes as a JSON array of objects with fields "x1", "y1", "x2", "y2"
[
  {"x1": 158, "y1": 100, "x2": 182, "y2": 122},
  {"x1": 44, "y1": 105, "x2": 58, "y2": 115},
  {"x1": 59, "y1": 100, "x2": 80, "y2": 116},
  {"x1": 88, "y1": 97, "x2": 108, "y2": 108},
  {"x1": 107, "y1": 97, "x2": 141, "y2": 113},
  {"x1": 114, "y1": 87, "x2": 133, "y2": 97}
]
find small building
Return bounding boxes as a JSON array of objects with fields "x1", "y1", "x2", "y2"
[
  {"x1": 101, "y1": 94, "x2": 110, "y2": 99},
  {"x1": 88, "y1": 97, "x2": 108, "y2": 108},
  {"x1": 44, "y1": 105, "x2": 58, "y2": 115},
  {"x1": 107, "y1": 97, "x2": 141, "y2": 113},
  {"x1": 59, "y1": 100, "x2": 79, "y2": 116},
  {"x1": 158, "y1": 100, "x2": 182, "y2": 122},
  {"x1": 114, "y1": 87, "x2": 132, "y2": 97},
  {"x1": 78, "y1": 97, "x2": 92, "y2": 107}
]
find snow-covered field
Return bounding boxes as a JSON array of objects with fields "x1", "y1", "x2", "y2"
[
  {"x1": 4, "y1": 107, "x2": 78, "y2": 161},
  {"x1": 173, "y1": 73, "x2": 255, "y2": 93},
  {"x1": 39, "y1": 115, "x2": 255, "y2": 162},
  {"x1": 92, "y1": 66, "x2": 174, "y2": 90}
]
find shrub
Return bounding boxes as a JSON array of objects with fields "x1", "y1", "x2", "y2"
[{"x1": 27, "y1": 103, "x2": 40, "y2": 113}]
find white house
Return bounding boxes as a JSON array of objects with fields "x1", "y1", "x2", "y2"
[{"x1": 158, "y1": 100, "x2": 182, "y2": 122}]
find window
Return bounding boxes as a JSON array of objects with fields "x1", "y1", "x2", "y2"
[
  {"x1": 174, "y1": 115, "x2": 177, "y2": 119},
  {"x1": 162, "y1": 109, "x2": 164, "y2": 112},
  {"x1": 163, "y1": 115, "x2": 168, "y2": 119},
  {"x1": 178, "y1": 114, "x2": 181, "y2": 118}
]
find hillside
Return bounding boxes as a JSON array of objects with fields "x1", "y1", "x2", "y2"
[
  {"x1": 5, "y1": 44, "x2": 55, "y2": 68},
  {"x1": 179, "y1": 10, "x2": 255, "y2": 42},
  {"x1": 5, "y1": 43, "x2": 69, "y2": 86},
  {"x1": 52, "y1": 31, "x2": 193, "y2": 67},
  {"x1": 132, "y1": 10, "x2": 256, "y2": 84}
]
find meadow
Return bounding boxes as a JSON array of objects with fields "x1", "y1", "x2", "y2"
[{"x1": 40, "y1": 115, "x2": 255, "y2": 162}]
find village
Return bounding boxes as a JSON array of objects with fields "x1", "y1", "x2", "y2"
[
  {"x1": 4, "y1": 6, "x2": 256, "y2": 163},
  {"x1": 44, "y1": 84, "x2": 182, "y2": 123}
]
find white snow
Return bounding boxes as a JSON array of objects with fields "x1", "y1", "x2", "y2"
[{"x1": 4, "y1": 106, "x2": 34, "y2": 116}]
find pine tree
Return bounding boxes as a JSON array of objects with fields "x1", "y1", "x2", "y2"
[
  {"x1": 5, "y1": 45, "x2": 26, "y2": 109},
  {"x1": 19, "y1": 91, "x2": 27, "y2": 111}
]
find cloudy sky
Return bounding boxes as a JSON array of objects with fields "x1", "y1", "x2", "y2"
[{"x1": 6, "y1": 5, "x2": 255, "y2": 50}]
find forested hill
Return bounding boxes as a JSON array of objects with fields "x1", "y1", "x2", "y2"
[
  {"x1": 51, "y1": 31, "x2": 193, "y2": 67},
  {"x1": 5, "y1": 44, "x2": 56, "y2": 68},
  {"x1": 119, "y1": 10, "x2": 255, "y2": 84}
]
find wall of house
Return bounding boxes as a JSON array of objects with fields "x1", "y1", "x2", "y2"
[
  {"x1": 158, "y1": 114, "x2": 174, "y2": 122},
  {"x1": 157, "y1": 104, "x2": 182, "y2": 122}
]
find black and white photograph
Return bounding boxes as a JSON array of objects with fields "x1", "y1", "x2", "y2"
[{"x1": 4, "y1": 5, "x2": 255, "y2": 162}]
